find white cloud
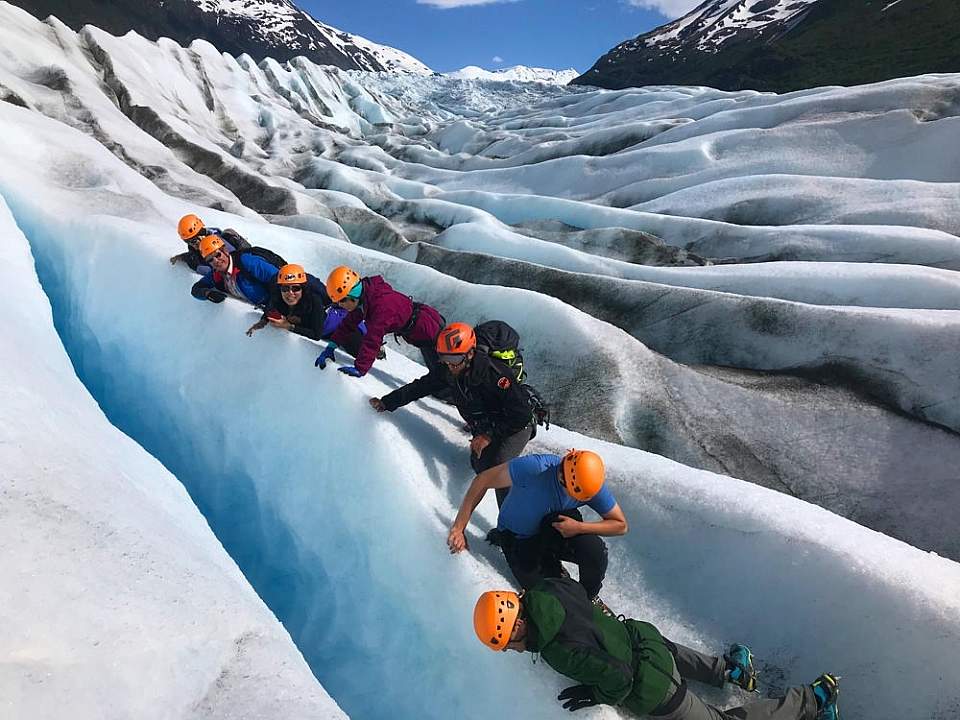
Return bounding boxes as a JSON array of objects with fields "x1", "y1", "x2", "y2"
[
  {"x1": 417, "y1": 0, "x2": 520, "y2": 8},
  {"x1": 624, "y1": 0, "x2": 701, "y2": 20},
  {"x1": 492, "y1": 56, "x2": 504, "y2": 64}
]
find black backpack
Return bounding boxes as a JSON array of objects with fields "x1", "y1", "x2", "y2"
[
  {"x1": 219, "y1": 228, "x2": 252, "y2": 252},
  {"x1": 475, "y1": 320, "x2": 550, "y2": 429},
  {"x1": 475, "y1": 320, "x2": 525, "y2": 382},
  {"x1": 238, "y1": 246, "x2": 287, "y2": 270},
  {"x1": 304, "y1": 272, "x2": 330, "y2": 304}
]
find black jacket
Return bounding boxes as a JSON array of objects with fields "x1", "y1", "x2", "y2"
[
  {"x1": 174, "y1": 246, "x2": 205, "y2": 272},
  {"x1": 382, "y1": 352, "x2": 534, "y2": 438},
  {"x1": 267, "y1": 286, "x2": 329, "y2": 342},
  {"x1": 265, "y1": 286, "x2": 365, "y2": 357}
]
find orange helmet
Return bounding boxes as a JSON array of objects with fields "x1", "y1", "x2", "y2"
[
  {"x1": 437, "y1": 322, "x2": 476, "y2": 355},
  {"x1": 561, "y1": 450, "x2": 605, "y2": 501},
  {"x1": 326, "y1": 266, "x2": 360, "y2": 302},
  {"x1": 278, "y1": 264, "x2": 307, "y2": 285},
  {"x1": 178, "y1": 213, "x2": 204, "y2": 241},
  {"x1": 474, "y1": 590, "x2": 520, "y2": 651},
  {"x1": 199, "y1": 234, "x2": 225, "y2": 260}
]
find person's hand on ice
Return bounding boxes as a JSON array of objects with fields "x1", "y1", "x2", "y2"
[
  {"x1": 369, "y1": 398, "x2": 386, "y2": 412},
  {"x1": 246, "y1": 316, "x2": 269, "y2": 337},
  {"x1": 557, "y1": 685, "x2": 597, "y2": 711},
  {"x1": 314, "y1": 343, "x2": 337, "y2": 369},
  {"x1": 447, "y1": 525, "x2": 469, "y2": 554},
  {"x1": 338, "y1": 366, "x2": 363, "y2": 378}
]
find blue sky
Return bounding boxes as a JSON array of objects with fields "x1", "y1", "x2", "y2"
[{"x1": 300, "y1": 0, "x2": 698, "y2": 73}]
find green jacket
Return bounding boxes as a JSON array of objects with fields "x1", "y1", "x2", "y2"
[{"x1": 524, "y1": 578, "x2": 676, "y2": 716}]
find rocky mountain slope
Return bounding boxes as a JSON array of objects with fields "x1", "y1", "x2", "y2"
[
  {"x1": 13, "y1": 0, "x2": 431, "y2": 73},
  {"x1": 573, "y1": 0, "x2": 960, "y2": 92}
]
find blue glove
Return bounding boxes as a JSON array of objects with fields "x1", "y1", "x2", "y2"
[
  {"x1": 338, "y1": 366, "x2": 363, "y2": 378},
  {"x1": 314, "y1": 343, "x2": 337, "y2": 369}
]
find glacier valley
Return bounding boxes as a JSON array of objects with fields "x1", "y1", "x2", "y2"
[{"x1": 1, "y1": 3, "x2": 959, "y2": 719}]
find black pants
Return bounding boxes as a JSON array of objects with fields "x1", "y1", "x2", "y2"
[
  {"x1": 470, "y1": 423, "x2": 535, "y2": 506},
  {"x1": 501, "y1": 511, "x2": 608, "y2": 599}
]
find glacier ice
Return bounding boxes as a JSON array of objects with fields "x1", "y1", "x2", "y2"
[
  {"x1": 2, "y1": 5, "x2": 960, "y2": 718},
  {"x1": 0, "y1": 194, "x2": 345, "y2": 719}
]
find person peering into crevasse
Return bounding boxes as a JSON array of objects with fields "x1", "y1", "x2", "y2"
[
  {"x1": 190, "y1": 235, "x2": 278, "y2": 306},
  {"x1": 472, "y1": 579, "x2": 841, "y2": 720},
  {"x1": 170, "y1": 213, "x2": 250, "y2": 274},
  {"x1": 245, "y1": 263, "x2": 373, "y2": 360},
  {"x1": 448, "y1": 449, "x2": 627, "y2": 608},
  {"x1": 314, "y1": 265, "x2": 443, "y2": 378},
  {"x1": 370, "y1": 322, "x2": 538, "y2": 498}
]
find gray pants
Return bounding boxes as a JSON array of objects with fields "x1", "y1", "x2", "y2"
[
  {"x1": 470, "y1": 423, "x2": 535, "y2": 506},
  {"x1": 655, "y1": 641, "x2": 818, "y2": 720}
]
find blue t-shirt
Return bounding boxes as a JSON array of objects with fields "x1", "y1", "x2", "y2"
[{"x1": 497, "y1": 454, "x2": 617, "y2": 539}]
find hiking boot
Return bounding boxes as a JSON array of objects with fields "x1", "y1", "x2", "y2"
[
  {"x1": 723, "y1": 644, "x2": 757, "y2": 692},
  {"x1": 591, "y1": 595, "x2": 616, "y2": 618},
  {"x1": 811, "y1": 673, "x2": 840, "y2": 720}
]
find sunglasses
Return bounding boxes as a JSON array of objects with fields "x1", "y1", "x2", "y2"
[
  {"x1": 280, "y1": 285, "x2": 304, "y2": 293},
  {"x1": 204, "y1": 251, "x2": 225, "y2": 263},
  {"x1": 439, "y1": 353, "x2": 468, "y2": 365}
]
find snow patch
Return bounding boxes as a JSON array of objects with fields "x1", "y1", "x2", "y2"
[{"x1": 446, "y1": 65, "x2": 580, "y2": 84}]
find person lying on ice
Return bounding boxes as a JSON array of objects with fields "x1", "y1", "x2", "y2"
[
  {"x1": 245, "y1": 263, "x2": 374, "y2": 359},
  {"x1": 472, "y1": 579, "x2": 841, "y2": 720},
  {"x1": 190, "y1": 235, "x2": 278, "y2": 306},
  {"x1": 170, "y1": 213, "x2": 250, "y2": 273},
  {"x1": 313, "y1": 265, "x2": 443, "y2": 378},
  {"x1": 448, "y1": 449, "x2": 627, "y2": 606},
  {"x1": 370, "y1": 322, "x2": 538, "y2": 497}
]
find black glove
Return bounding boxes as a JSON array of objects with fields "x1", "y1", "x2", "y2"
[
  {"x1": 558, "y1": 685, "x2": 597, "y2": 712},
  {"x1": 206, "y1": 289, "x2": 227, "y2": 303}
]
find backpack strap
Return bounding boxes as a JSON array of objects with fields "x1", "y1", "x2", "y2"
[
  {"x1": 394, "y1": 300, "x2": 422, "y2": 343},
  {"x1": 521, "y1": 383, "x2": 550, "y2": 429}
]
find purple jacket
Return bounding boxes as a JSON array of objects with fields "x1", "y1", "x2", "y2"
[{"x1": 331, "y1": 276, "x2": 443, "y2": 374}]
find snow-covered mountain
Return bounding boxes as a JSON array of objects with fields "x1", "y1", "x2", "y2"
[
  {"x1": 574, "y1": 0, "x2": 960, "y2": 91},
  {"x1": 3, "y1": 4, "x2": 960, "y2": 719},
  {"x1": 640, "y1": 0, "x2": 818, "y2": 55},
  {"x1": 446, "y1": 64, "x2": 579, "y2": 84},
  {"x1": 13, "y1": 0, "x2": 432, "y2": 74}
]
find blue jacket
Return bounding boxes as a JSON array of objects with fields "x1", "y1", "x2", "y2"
[{"x1": 192, "y1": 251, "x2": 278, "y2": 306}]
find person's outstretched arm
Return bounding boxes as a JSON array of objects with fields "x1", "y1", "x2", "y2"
[
  {"x1": 376, "y1": 371, "x2": 447, "y2": 412},
  {"x1": 447, "y1": 463, "x2": 513, "y2": 553}
]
